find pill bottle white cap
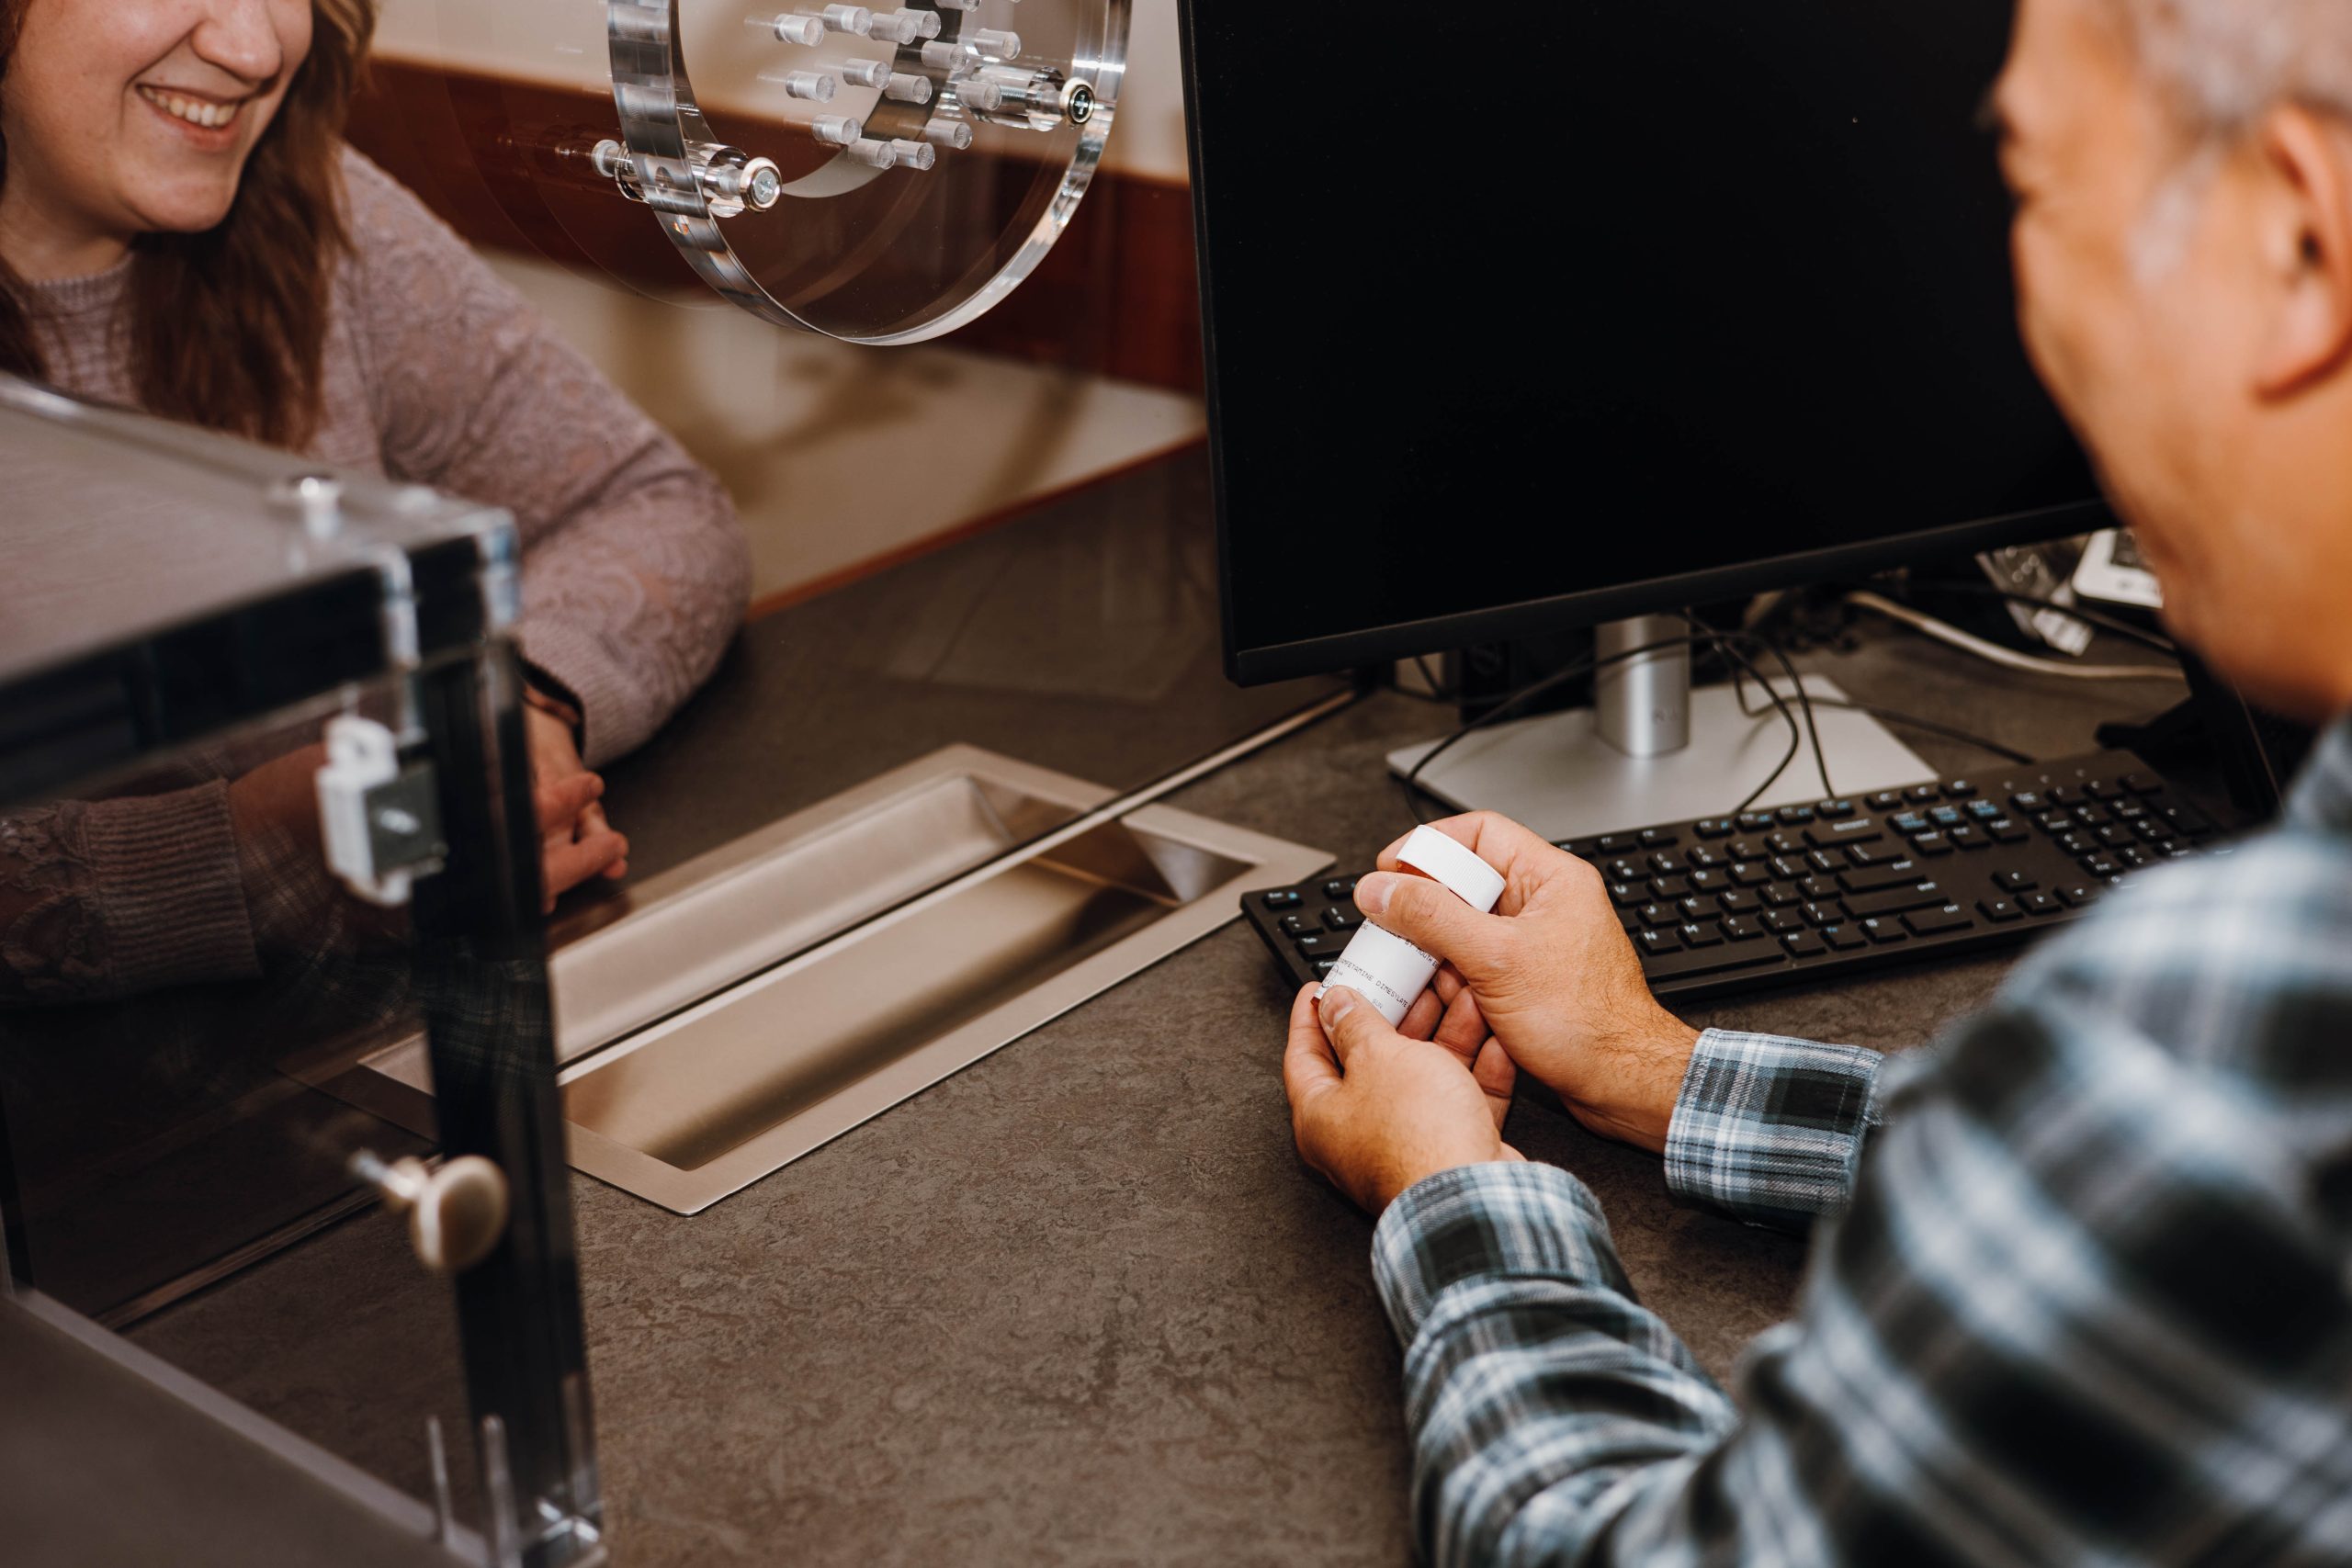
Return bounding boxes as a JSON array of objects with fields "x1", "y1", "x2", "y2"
[{"x1": 1395, "y1": 826, "x2": 1506, "y2": 913}]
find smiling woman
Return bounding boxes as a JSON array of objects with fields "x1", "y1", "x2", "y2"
[{"x1": 0, "y1": 0, "x2": 752, "y2": 910}]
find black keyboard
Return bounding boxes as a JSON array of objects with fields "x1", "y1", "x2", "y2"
[{"x1": 1243, "y1": 750, "x2": 2236, "y2": 1004}]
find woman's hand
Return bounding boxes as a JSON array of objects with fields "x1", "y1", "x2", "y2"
[
  {"x1": 1283, "y1": 982, "x2": 1521, "y2": 1214},
  {"x1": 523, "y1": 705, "x2": 628, "y2": 913},
  {"x1": 1352, "y1": 813, "x2": 1702, "y2": 1155}
]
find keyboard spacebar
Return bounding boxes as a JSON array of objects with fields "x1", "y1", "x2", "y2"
[{"x1": 1640, "y1": 941, "x2": 1786, "y2": 983}]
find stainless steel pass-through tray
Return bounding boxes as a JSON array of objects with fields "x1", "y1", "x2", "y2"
[{"x1": 361, "y1": 747, "x2": 1327, "y2": 1213}]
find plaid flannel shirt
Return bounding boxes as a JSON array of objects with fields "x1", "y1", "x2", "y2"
[{"x1": 1372, "y1": 715, "x2": 2352, "y2": 1567}]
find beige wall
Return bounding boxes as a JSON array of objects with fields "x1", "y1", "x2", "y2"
[{"x1": 368, "y1": 0, "x2": 1193, "y2": 182}]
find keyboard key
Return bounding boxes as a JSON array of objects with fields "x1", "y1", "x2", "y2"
[
  {"x1": 1840, "y1": 860, "x2": 1927, "y2": 893},
  {"x1": 1848, "y1": 840, "x2": 1905, "y2": 865},
  {"x1": 1323, "y1": 908, "x2": 1364, "y2": 931},
  {"x1": 2123, "y1": 772, "x2": 2162, "y2": 795},
  {"x1": 1906, "y1": 784, "x2": 1942, "y2": 804},
  {"x1": 1902, "y1": 904, "x2": 1975, "y2": 937},
  {"x1": 1867, "y1": 790, "x2": 1905, "y2": 811},
  {"x1": 2086, "y1": 778, "x2": 2125, "y2": 800},
  {"x1": 2051, "y1": 784, "x2": 2085, "y2": 806},
  {"x1": 1860, "y1": 917, "x2": 1910, "y2": 945},
  {"x1": 1679, "y1": 895, "x2": 1722, "y2": 921},
  {"x1": 1929, "y1": 806, "x2": 1966, "y2": 828},
  {"x1": 1846, "y1": 882, "x2": 1950, "y2": 918},
  {"x1": 1911, "y1": 832, "x2": 1954, "y2": 857},
  {"x1": 2074, "y1": 804, "x2": 2111, "y2": 827},
  {"x1": 2120, "y1": 846, "x2": 2153, "y2": 869},
  {"x1": 1820, "y1": 923, "x2": 1870, "y2": 951},
  {"x1": 1762, "y1": 908, "x2": 1806, "y2": 934},
  {"x1": 1296, "y1": 932, "x2": 1348, "y2": 958},
  {"x1": 1639, "y1": 828, "x2": 1679, "y2": 849},
  {"x1": 1728, "y1": 838, "x2": 1765, "y2": 863},
  {"x1": 2036, "y1": 810, "x2": 2074, "y2": 834},
  {"x1": 1802, "y1": 900, "x2": 1849, "y2": 928},
  {"x1": 1647, "y1": 852, "x2": 1685, "y2": 876},
  {"x1": 1689, "y1": 869, "x2": 1732, "y2": 894},
  {"x1": 2132, "y1": 818, "x2": 2170, "y2": 843},
  {"x1": 1736, "y1": 811, "x2": 1775, "y2": 832},
  {"x1": 1777, "y1": 804, "x2": 1818, "y2": 824},
  {"x1": 1766, "y1": 830, "x2": 1806, "y2": 857},
  {"x1": 1693, "y1": 818, "x2": 1736, "y2": 839},
  {"x1": 1730, "y1": 861, "x2": 1774, "y2": 887},
  {"x1": 1686, "y1": 847, "x2": 1724, "y2": 871},
  {"x1": 1994, "y1": 869, "x2": 2038, "y2": 892},
  {"x1": 1679, "y1": 921, "x2": 1724, "y2": 948},
  {"x1": 1984, "y1": 818, "x2": 2030, "y2": 844},
  {"x1": 2022, "y1": 892, "x2": 2062, "y2": 916},
  {"x1": 1761, "y1": 882, "x2": 1803, "y2": 908},
  {"x1": 2095, "y1": 825, "x2": 2133, "y2": 849},
  {"x1": 1782, "y1": 929, "x2": 1829, "y2": 956},
  {"x1": 1802, "y1": 875, "x2": 1843, "y2": 901},
  {"x1": 2010, "y1": 790, "x2": 2048, "y2": 814},
  {"x1": 2056, "y1": 832, "x2": 2094, "y2": 857},
  {"x1": 1721, "y1": 916, "x2": 1763, "y2": 942},
  {"x1": 1634, "y1": 926, "x2": 1683, "y2": 956},
  {"x1": 1966, "y1": 799, "x2": 2004, "y2": 821},
  {"x1": 1609, "y1": 881, "x2": 1646, "y2": 907},
  {"x1": 1818, "y1": 798, "x2": 1859, "y2": 818},
  {"x1": 1718, "y1": 890, "x2": 1761, "y2": 916},
  {"x1": 1322, "y1": 878, "x2": 1358, "y2": 900},
  {"x1": 1805, "y1": 819, "x2": 1885, "y2": 848},
  {"x1": 1639, "y1": 902, "x2": 1679, "y2": 928},
  {"x1": 1261, "y1": 889, "x2": 1303, "y2": 910},
  {"x1": 2083, "y1": 855, "x2": 2122, "y2": 878},
  {"x1": 1890, "y1": 811, "x2": 1930, "y2": 835},
  {"x1": 1650, "y1": 875, "x2": 1691, "y2": 900},
  {"x1": 1979, "y1": 897, "x2": 2023, "y2": 923},
  {"x1": 1314, "y1": 956, "x2": 1341, "y2": 977},
  {"x1": 1638, "y1": 942, "x2": 1785, "y2": 983},
  {"x1": 1606, "y1": 857, "x2": 1645, "y2": 884},
  {"x1": 2057, "y1": 884, "x2": 2098, "y2": 908},
  {"x1": 1806, "y1": 849, "x2": 1845, "y2": 874},
  {"x1": 1281, "y1": 913, "x2": 1313, "y2": 936},
  {"x1": 1947, "y1": 826, "x2": 1988, "y2": 852},
  {"x1": 1770, "y1": 855, "x2": 1809, "y2": 880},
  {"x1": 1594, "y1": 834, "x2": 1639, "y2": 853},
  {"x1": 1944, "y1": 779, "x2": 1978, "y2": 798},
  {"x1": 2113, "y1": 801, "x2": 2149, "y2": 822}
]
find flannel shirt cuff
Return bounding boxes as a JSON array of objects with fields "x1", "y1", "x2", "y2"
[
  {"x1": 1372, "y1": 1162, "x2": 1622, "y2": 1345},
  {"x1": 1663, "y1": 1028, "x2": 1884, "y2": 1228}
]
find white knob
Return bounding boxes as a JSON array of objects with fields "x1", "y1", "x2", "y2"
[
  {"x1": 840, "y1": 57, "x2": 892, "y2": 88},
  {"x1": 888, "y1": 138, "x2": 938, "y2": 170},
  {"x1": 883, "y1": 72, "x2": 933, "y2": 103},
  {"x1": 818, "y1": 4, "x2": 873, "y2": 33},
  {"x1": 779, "y1": 69, "x2": 836, "y2": 100},
  {"x1": 772, "y1": 13, "x2": 825, "y2": 45},
  {"x1": 970, "y1": 28, "x2": 1021, "y2": 59},
  {"x1": 922, "y1": 118, "x2": 974, "y2": 149},
  {"x1": 810, "y1": 114, "x2": 865, "y2": 146}
]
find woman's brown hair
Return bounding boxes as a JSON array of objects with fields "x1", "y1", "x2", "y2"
[{"x1": 0, "y1": 1, "x2": 376, "y2": 449}]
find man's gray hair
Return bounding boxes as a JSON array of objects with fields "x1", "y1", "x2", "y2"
[{"x1": 2097, "y1": 0, "x2": 2352, "y2": 137}]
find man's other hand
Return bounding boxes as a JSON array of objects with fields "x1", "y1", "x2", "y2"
[
  {"x1": 1354, "y1": 814, "x2": 1702, "y2": 1155},
  {"x1": 1283, "y1": 982, "x2": 1521, "y2": 1214}
]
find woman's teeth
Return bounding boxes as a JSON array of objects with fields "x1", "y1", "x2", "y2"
[{"x1": 137, "y1": 85, "x2": 239, "y2": 130}]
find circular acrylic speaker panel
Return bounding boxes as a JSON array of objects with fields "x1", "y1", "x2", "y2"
[{"x1": 423, "y1": 0, "x2": 1126, "y2": 344}]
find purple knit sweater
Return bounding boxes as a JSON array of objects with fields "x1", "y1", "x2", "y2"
[
  {"x1": 18, "y1": 145, "x2": 751, "y2": 769},
  {"x1": 2, "y1": 148, "x2": 749, "y2": 1005}
]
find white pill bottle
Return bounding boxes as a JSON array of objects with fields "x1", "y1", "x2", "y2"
[{"x1": 1320, "y1": 826, "x2": 1508, "y2": 1025}]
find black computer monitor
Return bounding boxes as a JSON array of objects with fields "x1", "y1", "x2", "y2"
[{"x1": 1178, "y1": 0, "x2": 2110, "y2": 688}]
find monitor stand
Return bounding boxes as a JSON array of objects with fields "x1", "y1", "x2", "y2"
[{"x1": 1385, "y1": 617, "x2": 1936, "y2": 842}]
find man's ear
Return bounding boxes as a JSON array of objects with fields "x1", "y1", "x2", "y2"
[{"x1": 2252, "y1": 107, "x2": 2352, "y2": 398}]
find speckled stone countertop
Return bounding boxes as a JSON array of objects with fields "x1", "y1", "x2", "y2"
[{"x1": 102, "y1": 451, "x2": 2211, "y2": 1566}]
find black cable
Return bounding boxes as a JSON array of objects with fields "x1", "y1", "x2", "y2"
[
  {"x1": 1887, "y1": 580, "x2": 2178, "y2": 657},
  {"x1": 1692, "y1": 614, "x2": 1835, "y2": 800},
  {"x1": 1397, "y1": 632, "x2": 1805, "y2": 826}
]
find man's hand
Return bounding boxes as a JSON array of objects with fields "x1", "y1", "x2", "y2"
[
  {"x1": 1354, "y1": 814, "x2": 1702, "y2": 1155},
  {"x1": 524, "y1": 705, "x2": 628, "y2": 913},
  {"x1": 1283, "y1": 982, "x2": 1521, "y2": 1214}
]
